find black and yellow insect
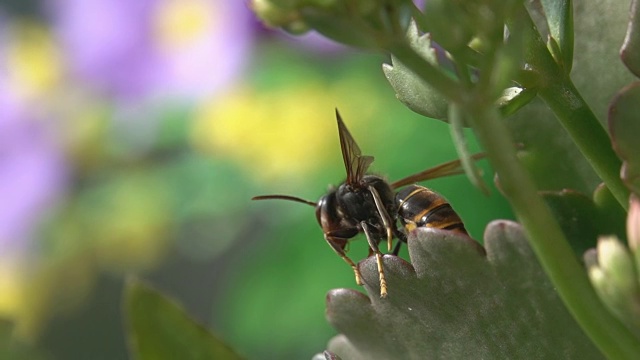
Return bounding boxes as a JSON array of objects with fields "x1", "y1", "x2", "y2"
[{"x1": 253, "y1": 110, "x2": 480, "y2": 297}]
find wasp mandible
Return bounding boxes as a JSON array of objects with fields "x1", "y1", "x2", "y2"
[{"x1": 253, "y1": 110, "x2": 483, "y2": 297}]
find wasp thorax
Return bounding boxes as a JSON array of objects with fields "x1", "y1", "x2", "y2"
[{"x1": 335, "y1": 175, "x2": 396, "y2": 223}]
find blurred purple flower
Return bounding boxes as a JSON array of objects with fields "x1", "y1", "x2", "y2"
[
  {"x1": 0, "y1": 83, "x2": 69, "y2": 255},
  {"x1": 47, "y1": 0, "x2": 254, "y2": 102}
]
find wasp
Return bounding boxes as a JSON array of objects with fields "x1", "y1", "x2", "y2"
[{"x1": 253, "y1": 110, "x2": 483, "y2": 297}]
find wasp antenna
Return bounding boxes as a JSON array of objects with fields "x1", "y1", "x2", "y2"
[{"x1": 252, "y1": 195, "x2": 317, "y2": 207}]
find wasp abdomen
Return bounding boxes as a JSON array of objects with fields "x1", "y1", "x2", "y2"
[{"x1": 396, "y1": 185, "x2": 468, "y2": 235}]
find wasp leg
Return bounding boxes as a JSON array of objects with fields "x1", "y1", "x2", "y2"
[
  {"x1": 392, "y1": 228, "x2": 407, "y2": 255},
  {"x1": 324, "y1": 235, "x2": 363, "y2": 286},
  {"x1": 367, "y1": 185, "x2": 395, "y2": 252},
  {"x1": 392, "y1": 241, "x2": 402, "y2": 255},
  {"x1": 361, "y1": 221, "x2": 388, "y2": 298}
]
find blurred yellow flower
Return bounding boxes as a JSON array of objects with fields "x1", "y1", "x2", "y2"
[
  {"x1": 0, "y1": 259, "x2": 24, "y2": 319},
  {"x1": 154, "y1": 0, "x2": 215, "y2": 48},
  {"x1": 191, "y1": 78, "x2": 381, "y2": 183},
  {"x1": 5, "y1": 21, "x2": 62, "y2": 98}
]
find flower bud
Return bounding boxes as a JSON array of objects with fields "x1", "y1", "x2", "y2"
[{"x1": 587, "y1": 236, "x2": 640, "y2": 331}]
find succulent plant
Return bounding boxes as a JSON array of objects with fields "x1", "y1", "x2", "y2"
[{"x1": 320, "y1": 223, "x2": 602, "y2": 359}]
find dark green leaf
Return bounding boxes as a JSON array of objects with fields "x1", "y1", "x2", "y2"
[
  {"x1": 621, "y1": 0, "x2": 640, "y2": 77},
  {"x1": 323, "y1": 223, "x2": 603, "y2": 359},
  {"x1": 570, "y1": 0, "x2": 635, "y2": 122},
  {"x1": 541, "y1": 189, "x2": 625, "y2": 258},
  {"x1": 609, "y1": 81, "x2": 640, "y2": 196},
  {"x1": 382, "y1": 21, "x2": 448, "y2": 120},
  {"x1": 593, "y1": 183, "x2": 628, "y2": 242},
  {"x1": 124, "y1": 278, "x2": 244, "y2": 360}
]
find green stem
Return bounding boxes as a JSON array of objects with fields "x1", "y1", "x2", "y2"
[
  {"x1": 466, "y1": 104, "x2": 640, "y2": 359},
  {"x1": 537, "y1": 79, "x2": 629, "y2": 209},
  {"x1": 515, "y1": 5, "x2": 629, "y2": 210}
]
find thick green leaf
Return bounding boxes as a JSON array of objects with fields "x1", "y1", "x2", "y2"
[
  {"x1": 323, "y1": 222, "x2": 602, "y2": 359},
  {"x1": 382, "y1": 21, "x2": 449, "y2": 120},
  {"x1": 593, "y1": 183, "x2": 628, "y2": 241},
  {"x1": 541, "y1": 189, "x2": 625, "y2": 258},
  {"x1": 570, "y1": 0, "x2": 633, "y2": 122},
  {"x1": 541, "y1": 0, "x2": 574, "y2": 72},
  {"x1": 609, "y1": 81, "x2": 640, "y2": 196},
  {"x1": 621, "y1": 0, "x2": 640, "y2": 77},
  {"x1": 124, "y1": 278, "x2": 243, "y2": 360}
]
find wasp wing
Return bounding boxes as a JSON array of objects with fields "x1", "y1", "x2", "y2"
[
  {"x1": 355, "y1": 155, "x2": 374, "y2": 182},
  {"x1": 391, "y1": 153, "x2": 486, "y2": 189},
  {"x1": 336, "y1": 109, "x2": 373, "y2": 185}
]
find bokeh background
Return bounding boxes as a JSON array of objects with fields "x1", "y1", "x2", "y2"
[{"x1": 0, "y1": 1, "x2": 513, "y2": 358}]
